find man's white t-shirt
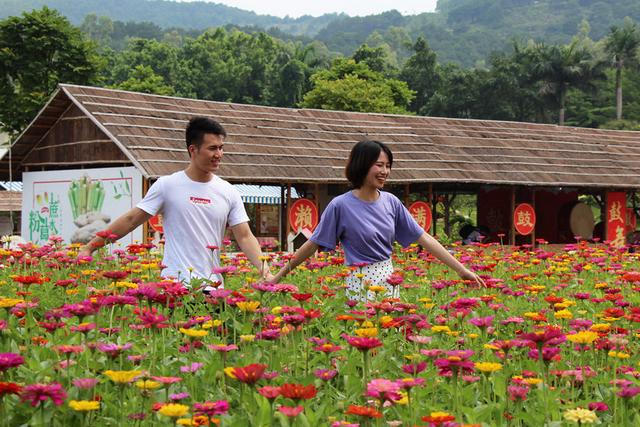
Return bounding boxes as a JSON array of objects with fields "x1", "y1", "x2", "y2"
[{"x1": 137, "y1": 171, "x2": 249, "y2": 284}]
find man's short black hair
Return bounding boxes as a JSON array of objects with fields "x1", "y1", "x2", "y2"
[
  {"x1": 185, "y1": 117, "x2": 227, "y2": 150},
  {"x1": 345, "y1": 140, "x2": 393, "y2": 188}
]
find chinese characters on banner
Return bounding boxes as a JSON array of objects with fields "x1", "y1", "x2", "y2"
[
  {"x1": 408, "y1": 201, "x2": 432, "y2": 232},
  {"x1": 288, "y1": 199, "x2": 318, "y2": 232},
  {"x1": 606, "y1": 192, "x2": 627, "y2": 247},
  {"x1": 513, "y1": 203, "x2": 536, "y2": 235}
]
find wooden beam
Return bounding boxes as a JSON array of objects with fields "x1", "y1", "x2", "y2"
[{"x1": 510, "y1": 187, "x2": 516, "y2": 246}]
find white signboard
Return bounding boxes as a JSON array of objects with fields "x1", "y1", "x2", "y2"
[{"x1": 22, "y1": 167, "x2": 143, "y2": 245}]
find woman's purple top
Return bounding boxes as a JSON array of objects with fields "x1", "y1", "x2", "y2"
[{"x1": 309, "y1": 191, "x2": 424, "y2": 266}]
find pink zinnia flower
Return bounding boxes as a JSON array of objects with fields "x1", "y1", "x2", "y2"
[
  {"x1": 468, "y1": 316, "x2": 494, "y2": 329},
  {"x1": 0, "y1": 353, "x2": 24, "y2": 371},
  {"x1": 314, "y1": 369, "x2": 338, "y2": 381},
  {"x1": 365, "y1": 378, "x2": 402, "y2": 402},
  {"x1": 180, "y1": 362, "x2": 204, "y2": 373},
  {"x1": 72, "y1": 378, "x2": 98, "y2": 389},
  {"x1": 588, "y1": 402, "x2": 609, "y2": 412},
  {"x1": 208, "y1": 344, "x2": 239, "y2": 352},
  {"x1": 258, "y1": 386, "x2": 281, "y2": 400},
  {"x1": 617, "y1": 386, "x2": 640, "y2": 398},
  {"x1": 278, "y1": 405, "x2": 304, "y2": 417},
  {"x1": 508, "y1": 385, "x2": 529, "y2": 401},
  {"x1": 343, "y1": 335, "x2": 382, "y2": 351},
  {"x1": 402, "y1": 361, "x2": 427, "y2": 375},
  {"x1": 193, "y1": 400, "x2": 229, "y2": 416},
  {"x1": 434, "y1": 350, "x2": 475, "y2": 377},
  {"x1": 20, "y1": 383, "x2": 67, "y2": 407}
]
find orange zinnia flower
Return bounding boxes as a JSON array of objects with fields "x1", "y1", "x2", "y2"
[{"x1": 345, "y1": 405, "x2": 383, "y2": 418}]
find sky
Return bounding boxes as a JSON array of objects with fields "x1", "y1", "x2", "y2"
[{"x1": 179, "y1": 0, "x2": 439, "y2": 18}]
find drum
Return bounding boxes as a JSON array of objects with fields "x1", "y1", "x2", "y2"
[{"x1": 569, "y1": 202, "x2": 595, "y2": 240}]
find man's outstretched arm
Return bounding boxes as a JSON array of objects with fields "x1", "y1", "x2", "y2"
[{"x1": 79, "y1": 207, "x2": 152, "y2": 257}]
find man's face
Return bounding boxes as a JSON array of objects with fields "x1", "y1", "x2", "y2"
[{"x1": 189, "y1": 133, "x2": 224, "y2": 173}]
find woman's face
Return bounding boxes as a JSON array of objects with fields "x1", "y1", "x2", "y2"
[{"x1": 363, "y1": 150, "x2": 391, "y2": 190}]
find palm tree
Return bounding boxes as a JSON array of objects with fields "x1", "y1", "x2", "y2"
[
  {"x1": 530, "y1": 41, "x2": 605, "y2": 125},
  {"x1": 604, "y1": 20, "x2": 640, "y2": 120}
]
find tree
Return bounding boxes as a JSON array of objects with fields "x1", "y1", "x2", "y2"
[
  {"x1": 301, "y1": 58, "x2": 414, "y2": 114},
  {"x1": 112, "y1": 65, "x2": 174, "y2": 95},
  {"x1": 604, "y1": 19, "x2": 640, "y2": 120},
  {"x1": 530, "y1": 41, "x2": 605, "y2": 125},
  {"x1": 352, "y1": 44, "x2": 396, "y2": 75},
  {"x1": 399, "y1": 37, "x2": 440, "y2": 114},
  {"x1": 0, "y1": 7, "x2": 101, "y2": 135}
]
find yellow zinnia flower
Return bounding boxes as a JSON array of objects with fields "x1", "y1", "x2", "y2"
[
  {"x1": 0, "y1": 298, "x2": 23, "y2": 308},
  {"x1": 431, "y1": 326, "x2": 451, "y2": 333},
  {"x1": 103, "y1": 370, "x2": 143, "y2": 384},
  {"x1": 475, "y1": 362, "x2": 503, "y2": 373},
  {"x1": 135, "y1": 380, "x2": 161, "y2": 390},
  {"x1": 566, "y1": 331, "x2": 598, "y2": 345},
  {"x1": 158, "y1": 403, "x2": 189, "y2": 418},
  {"x1": 69, "y1": 400, "x2": 100, "y2": 411},
  {"x1": 236, "y1": 301, "x2": 260, "y2": 312},
  {"x1": 355, "y1": 327, "x2": 378, "y2": 338},
  {"x1": 554, "y1": 309, "x2": 573, "y2": 320},
  {"x1": 590, "y1": 324, "x2": 611, "y2": 332},
  {"x1": 179, "y1": 328, "x2": 209, "y2": 338},
  {"x1": 563, "y1": 408, "x2": 598, "y2": 424}
]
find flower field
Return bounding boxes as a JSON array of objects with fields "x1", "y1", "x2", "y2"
[{"x1": 0, "y1": 238, "x2": 640, "y2": 426}]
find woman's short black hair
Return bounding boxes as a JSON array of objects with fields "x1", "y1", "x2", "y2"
[
  {"x1": 185, "y1": 117, "x2": 227, "y2": 150},
  {"x1": 345, "y1": 140, "x2": 393, "y2": 188}
]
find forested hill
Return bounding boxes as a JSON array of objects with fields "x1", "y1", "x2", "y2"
[
  {"x1": 315, "y1": 0, "x2": 640, "y2": 65},
  {"x1": 0, "y1": 0, "x2": 342, "y2": 36},
  {"x1": 1, "y1": 0, "x2": 640, "y2": 65}
]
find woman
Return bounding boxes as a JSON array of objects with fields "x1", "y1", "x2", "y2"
[{"x1": 271, "y1": 140, "x2": 484, "y2": 300}]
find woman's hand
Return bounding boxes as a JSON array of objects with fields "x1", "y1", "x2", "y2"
[{"x1": 457, "y1": 268, "x2": 486, "y2": 287}]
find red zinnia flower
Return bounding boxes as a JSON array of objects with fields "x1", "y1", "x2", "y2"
[
  {"x1": 0, "y1": 382, "x2": 21, "y2": 396},
  {"x1": 279, "y1": 383, "x2": 317, "y2": 400},
  {"x1": 291, "y1": 293, "x2": 313, "y2": 302},
  {"x1": 226, "y1": 363, "x2": 267, "y2": 385}
]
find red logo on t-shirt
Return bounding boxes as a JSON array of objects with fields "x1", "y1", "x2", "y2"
[{"x1": 189, "y1": 197, "x2": 212, "y2": 205}]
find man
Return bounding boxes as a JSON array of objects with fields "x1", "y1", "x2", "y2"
[{"x1": 80, "y1": 117, "x2": 272, "y2": 288}]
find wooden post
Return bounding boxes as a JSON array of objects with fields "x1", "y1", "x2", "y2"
[
  {"x1": 142, "y1": 177, "x2": 150, "y2": 242},
  {"x1": 428, "y1": 184, "x2": 434, "y2": 235},
  {"x1": 510, "y1": 187, "x2": 516, "y2": 246},
  {"x1": 431, "y1": 188, "x2": 437, "y2": 236},
  {"x1": 531, "y1": 189, "x2": 536, "y2": 246},
  {"x1": 280, "y1": 185, "x2": 286, "y2": 251},
  {"x1": 285, "y1": 183, "x2": 292, "y2": 251},
  {"x1": 404, "y1": 183, "x2": 410, "y2": 207}
]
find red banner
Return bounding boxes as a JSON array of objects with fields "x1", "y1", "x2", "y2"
[
  {"x1": 408, "y1": 201, "x2": 432, "y2": 232},
  {"x1": 627, "y1": 207, "x2": 637, "y2": 233},
  {"x1": 606, "y1": 192, "x2": 626, "y2": 247},
  {"x1": 289, "y1": 199, "x2": 319, "y2": 232},
  {"x1": 513, "y1": 203, "x2": 536, "y2": 235},
  {"x1": 148, "y1": 214, "x2": 164, "y2": 234}
]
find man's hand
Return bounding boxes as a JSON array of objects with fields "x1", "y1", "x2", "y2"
[
  {"x1": 78, "y1": 245, "x2": 93, "y2": 259},
  {"x1": 262, "y1": 272, "x2": 276, "y2": 282}
]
